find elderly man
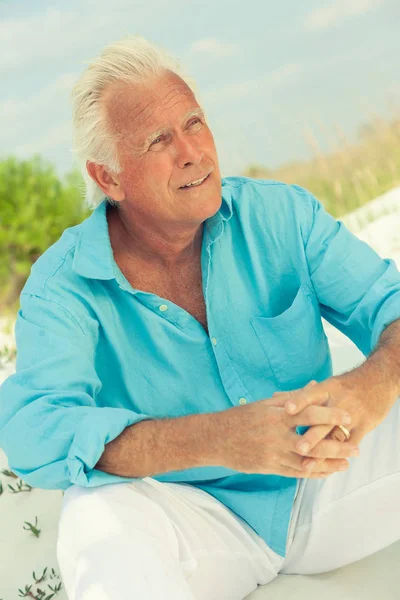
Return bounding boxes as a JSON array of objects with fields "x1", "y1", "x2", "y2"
[{"x1": 1, "y1": 35, "x2": 400, "y2": 599}]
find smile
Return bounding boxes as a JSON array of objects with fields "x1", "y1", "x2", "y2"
[{"x1": 179, "y1": 172, "x2": 211, "y2": 189}]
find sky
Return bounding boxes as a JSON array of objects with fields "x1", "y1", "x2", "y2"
[{"x1": 1, "y1": 0, "x2": 399, "y2": 179}]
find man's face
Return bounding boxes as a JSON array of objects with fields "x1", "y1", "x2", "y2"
[{"x1": 104, "y1": 70, "x2": 222, "y2": 226}]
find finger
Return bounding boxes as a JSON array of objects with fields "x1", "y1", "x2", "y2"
[
  {"x1": 294, "y1": 424, "x2": 355, "y2": 471},
  {"x1": 284, "y1": 383, "x2": 332, "y2": 415},
  {"x1": 266, "y1": 380, "x2": 319, "y2": 408},
  {"x1": 302, "y1": 458, "x2": 349, "y2": 473},
  {"x1": 327, "y1": 426, "x2": 348, "y2": 443},
  {"x1": 307, "y1": 458, "x2": 326, "y2": 472},
  {"x1": 304, "y1": 458, "x2": 350, "y2": 473},
  {"x1": 282, "y1": 453, "x2": 350, "y2": 474},
  {"x1": 292, "y1": 421, "x2": 353, "y2": 455},
  {"x1": 276, "y1": 466, "x2": 333, "y2": 479},
  {"x1": 310, "y1": 427, "x2": 362, "y2": 471},
  {"x1": 288, "y1": 405, "x2": 352, "y2": 429},
  {"x1": 294, "y1": 423, "x2": 335, "y2": 454},
  {"x1": 275, "y1": 380, "x2": 317, "y2": 396},
  {"x1": 300, "y1": 423, "x2": 356, "y2": 471},
  {"x1": 293, "y1": 436, "x2": 360, "y2": 459},
  {"x1": 295, "y1": 424, "x2": 336, "y2": 465},
  {"x1": 265, "y1": 393, "x2": 291, "y2": 408}
]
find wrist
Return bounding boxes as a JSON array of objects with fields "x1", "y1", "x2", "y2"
[
  {"x1": 198, "y1": 410, "x2": 228, "y2": 467},
  {"x1": 334, "y1": 355, "x2": 399, "y2": 406}
]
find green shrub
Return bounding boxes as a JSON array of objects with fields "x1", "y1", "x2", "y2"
[{"x1": 0, "y1": 155, "x2": 90, "y2": 311}]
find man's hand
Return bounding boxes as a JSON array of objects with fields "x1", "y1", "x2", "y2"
[
  {"x1": 218, "y1": 380, "x2": 360, "y2": 478},
  {"x1": 279, "y1": 374, "x2": 395, "y2": 472}
]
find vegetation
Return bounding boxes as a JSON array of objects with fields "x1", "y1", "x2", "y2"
[
  {"x1": 243, "y1": 113, "x2": 400, "y2": 219},
  {"x1": 0, "y1": 470, "x2": 64, "y2": 599},
  {"x1": 17, "y1": 566, "x2": 62, "y2": 599},
  {"x1": 0, "y1": 155, "x2": 90, "y2": 314}
]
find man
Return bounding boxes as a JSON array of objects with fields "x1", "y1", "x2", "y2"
[{"x1": 1, "y1": 35, "x2": 400, "y2": 599}]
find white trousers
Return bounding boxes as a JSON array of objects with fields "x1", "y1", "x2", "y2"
[{"x1": 56, "y1": 399, "x2": 400, "y2": 599}]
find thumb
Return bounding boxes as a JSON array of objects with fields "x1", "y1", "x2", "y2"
[{"x1": 264, "y1": 380, "x2": 318, "y2": 407}]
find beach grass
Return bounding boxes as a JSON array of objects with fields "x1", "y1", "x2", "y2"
[{"x1": 242, "y1": 112, "x2": 400, "y2": 220}]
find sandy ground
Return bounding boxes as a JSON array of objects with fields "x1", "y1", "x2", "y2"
[{"x1": 1, "y1": 187, "x2": 400, "y2": 599}]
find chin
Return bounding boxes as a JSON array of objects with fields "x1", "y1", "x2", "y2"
[{"x1": 203, "y1": 194, "x2": 222, "y2": 219}]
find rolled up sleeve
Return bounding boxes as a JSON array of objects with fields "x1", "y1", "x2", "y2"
[
  {"x1": 0, "y1": 294, "x2": 152, "y2": 490},
  {"x1": 293, "y1": 185, "x2": 400, "y2": 356}
]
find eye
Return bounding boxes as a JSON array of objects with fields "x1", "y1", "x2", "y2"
[{"x1": 189, "y1": 118, "x2": 202, "y2": 127}]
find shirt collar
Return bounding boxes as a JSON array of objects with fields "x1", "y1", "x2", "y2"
[{"x1": 72, "y1": 178, "x2": 233, "y2": 281}]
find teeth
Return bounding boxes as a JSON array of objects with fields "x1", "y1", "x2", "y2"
[{"x1": 182, "y1": 174, "x2": 208, "y2": 188}]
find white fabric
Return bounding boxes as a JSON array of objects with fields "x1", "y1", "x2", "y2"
[{"x1": 56, "y1": 398, "x2": 400, "y2": 599}]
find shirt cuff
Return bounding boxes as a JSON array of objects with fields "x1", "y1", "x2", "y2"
[{"x1": 66, "y1": 407, "x2": 153, "y2": 487}]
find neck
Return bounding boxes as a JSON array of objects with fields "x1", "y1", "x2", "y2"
[{"x1": 107, "y1": 204, "x2": 204, "y2": 269}]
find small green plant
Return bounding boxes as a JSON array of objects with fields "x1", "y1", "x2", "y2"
[
  {"x1": 1, "y1": 468, "x2": 18, "y2": 478},
  {"x1": 17, "y1": 567, "x2": 63, "y2": 598},
  {"x1": 23, "y1": 516, "x2": 41, "y2": 538},
  {"x1": 8, "y1": 478, "x2": 33, "y2": 493}
]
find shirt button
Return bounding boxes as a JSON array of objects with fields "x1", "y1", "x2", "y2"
[
  {"x1": 239, "y1": 398, "x2": 247, "y2": 405},
  {"x1": 159, "y1": 304, "x2": 168, "y2": 312},
  {"x1": 211, "y1": 337, "x2": 217, "y2": 346}
]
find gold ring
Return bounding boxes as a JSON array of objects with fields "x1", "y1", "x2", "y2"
[{"x1": 336, "y1": 425, "x2": 351, "y2": 440}]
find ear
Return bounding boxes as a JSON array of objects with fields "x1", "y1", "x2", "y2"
[{"x1": 86, "y1": 161, "x2": 126, "y2": 202}]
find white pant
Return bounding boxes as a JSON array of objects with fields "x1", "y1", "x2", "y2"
[{"x1": 56, "y1": 398, "x2": 400, "y2": 599}]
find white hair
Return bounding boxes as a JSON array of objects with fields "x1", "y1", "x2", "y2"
[{"x1": 71, "y1": 35, "x2": 200, "y2": 209}]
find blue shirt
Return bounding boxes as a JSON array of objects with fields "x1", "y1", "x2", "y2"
[{"x1": 1, "y1": 176, "x2": 400, "y2": 558}]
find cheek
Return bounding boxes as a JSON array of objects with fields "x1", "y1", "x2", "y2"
[
  {"x1": 120, "y1": 171, "x2": 139, "y2": 193},
  {"x1": 204, "y1": 135, "x2": 219, "y2": 162},
  {"x1": 145, "y1": 156, "x2": 175, "y2": 185},
  {"x1": 123, "y1": 157, "x2": 174, "y2": 194}
]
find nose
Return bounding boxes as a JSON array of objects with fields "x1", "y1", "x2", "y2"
[{"x1": 174, "y1": 134, "x2": 203, "y2": 168}]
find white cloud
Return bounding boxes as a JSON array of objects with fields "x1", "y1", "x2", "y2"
[
  {"x1": 305, "y1": 0, "x2": 385, "y2": 31},
  {"x1": 0, "y1": 73, "x2": 77, "y2": 141},
  {"x1": 203, "y1": 63, "x2": 301, "y2": 105},
  {"x1": 189, "y1": 38, "x2": 238, "y2": 58},
  {"x1": 0, "y1": 0, "x2": 179, "y2": 163},
  {"x1": 0, "y1": 9, "x2": 86, "y2": 72},
  {"x1": 0, "y1": 0, "x2": 183, "y2": 74},
  {"x1": 269, "y1": 63, "x2": 301, "y2": 85},
  {"x1": 0, "y1": 4, "x2": 147, "y2": 73},
  {"x1": 13, "y1": 122, "x2": 72, "y2": 157}
]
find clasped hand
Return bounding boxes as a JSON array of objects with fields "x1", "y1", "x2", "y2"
[{"x1": 269, "y1": 375, "x2": 393, "y2": 473}]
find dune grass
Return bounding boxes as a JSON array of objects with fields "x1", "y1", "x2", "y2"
[{"x1": 242, "y1": 113, "x2": 400, "y2": 220}]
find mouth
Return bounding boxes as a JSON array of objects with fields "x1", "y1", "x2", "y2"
[{"x1": 179, "y1": 172, "x2": 211, "y2": 190}]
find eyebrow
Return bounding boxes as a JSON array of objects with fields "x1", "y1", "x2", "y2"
[{"x1": 143, "y1": 108, "x2": 206, "y2": 147}]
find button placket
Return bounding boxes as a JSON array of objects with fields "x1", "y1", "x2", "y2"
[{"x1": 210, "y1": 338, "x2": 253, "y2": 407}]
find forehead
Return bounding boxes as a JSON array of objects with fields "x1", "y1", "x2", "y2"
[{"x1": 103, "y1": 72, "x2": 199, "y2": 140}]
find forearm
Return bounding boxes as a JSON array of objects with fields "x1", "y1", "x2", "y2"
[
  {"x1": 337, "y1": 319, "x2": 400, "y2": 403},
  {"x1": 95, "y1": 410, "x2": 225, "y2": 478},
  {"x1": 370, "y1": 319, "x2": 400, "y2": 394}
]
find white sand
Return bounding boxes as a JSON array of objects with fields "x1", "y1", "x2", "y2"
[{"x1": 1, "y1": 187, "x2": 400, "y2": 599}]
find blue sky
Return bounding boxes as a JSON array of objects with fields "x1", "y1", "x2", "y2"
[{"x1": 1, "y1": 0, "x2": 399, "y2": 179}]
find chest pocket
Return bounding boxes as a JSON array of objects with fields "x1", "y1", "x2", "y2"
[{"x1": 250, "y1": 282, "x2": 330, "y2": 390}]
